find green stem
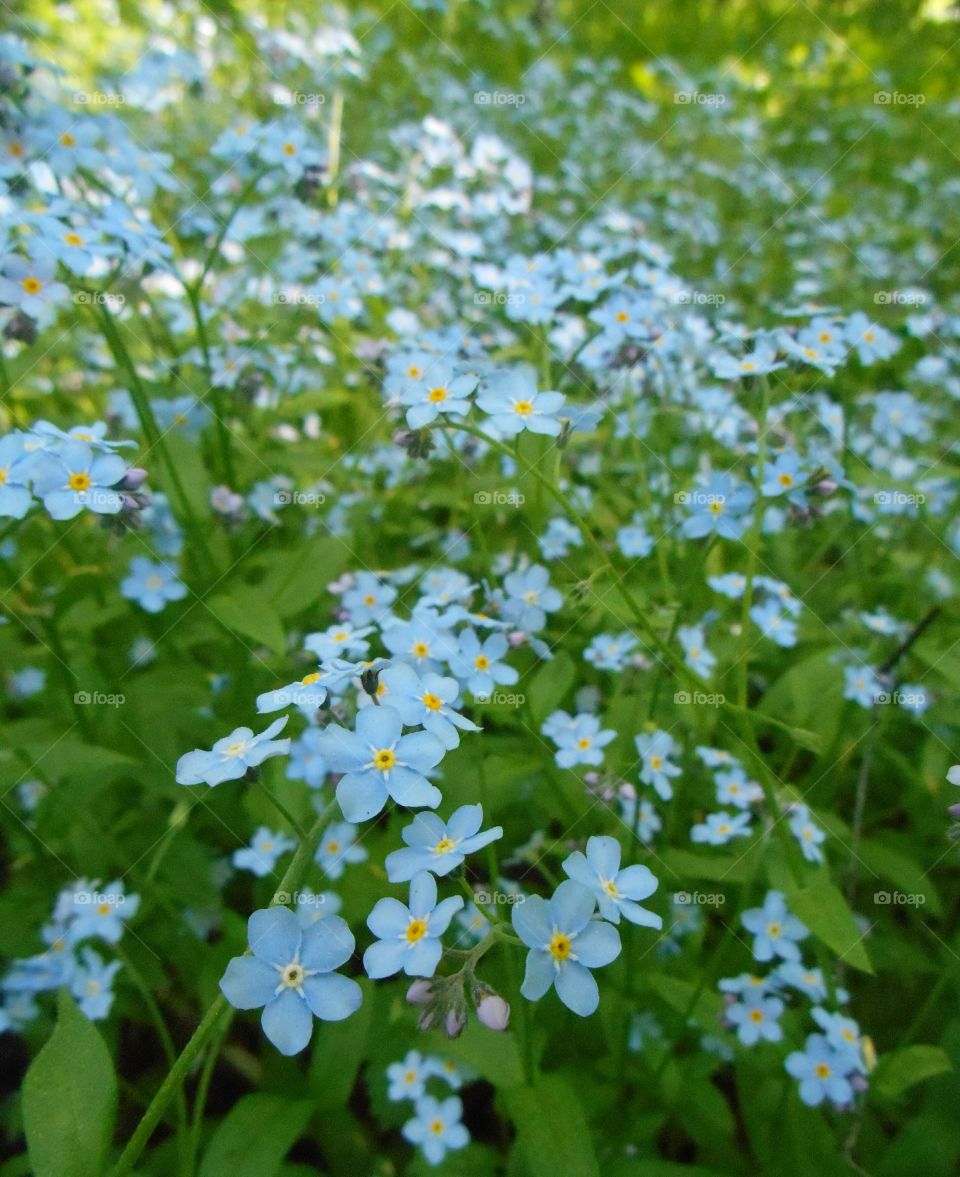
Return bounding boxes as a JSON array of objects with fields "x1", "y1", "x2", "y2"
[{"x1": 110, "y1": 808, "x2": 334, "y2": 1177}]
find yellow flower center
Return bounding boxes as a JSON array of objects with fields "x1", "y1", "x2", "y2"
[
  {"x1": 282, "y1": 142, "x2": 297, "y2": 155},
  {"x1": 513, "y1": 400, "x2": 534, "y2": 416},
  {"x1": 767, "y1": 922, "x2": 781, "y2": 938},
  {"x1": 548, "y1": 932, "x2": 572, "y2": 961},
  {"x1": 363, "y1": 594, "x2": 376, "y2": 606},
  {"x1": 373, "y1": 748, "x2": 396, "y2": 771},
  {"x1": 9, "y1": 142, "x2": 23, "y2": 157},
  {"x1": 433, "y1": 837, "x2": 456, "y2": 854},
  {"x1": 741, "y1": 361, "x2": 756, "y2": 371},
  {"x1": 428, "y1": 386, "x2": 447, "y2": 403},
  {"x1": 0, "y1": 470, "x2": 6, "y2": 486},
  {"x1": 282, "y1": 963, "x2": 305, "y2": 987},
  {"x1": 326, "y1": 841, "x2": 340, "y2": 853},
  {"x1": 708, "y1": 500, "x2": 724, "y2": 515},
  {"x1": 412, "y1": 641, "x2": 429, "y2": 658},
  {"x1": 474, "y1": 655, "x2": 490, "y2": 670},
  {"x1": 406, "y1": 365, "x2": 423, "y2": 378},
  {"x1": 615, "y1": 311, "x2": 630, "y2": 323},
  {"x1": 430, "y1": 1119, "x2": 445, "y2": 1135},
  {"x1": 815, "y1": 1062, "x2": 831, "y2": 1078},
  {"x1": 301, "y1": 672, "x2": 320, "y2": 685},
  {"x1": 406, "y1": 918, "x2": 427, "y2": 943},
  {"x1": 577, "y1": 737, "x2": 591, "y2": 749},
  {"x1": 22, "y1": 276, "x2": 42, "y2": 295},
  {"x1": 649, "y1": 755, "x2": 662, "y2": 770},
  {"x1": 60, "y1": 132, "x2": 76, "y2": 147},
  {"x1": 421, "y1": 692, "x2": 443, "y2": 711},
  {"x1": 602, "y1": 879, "x2": 619, "y2": 897},
  {"x1": 864, "y1": 330, "x2": 875, "y2": 342},
  {"x1": 405, "y1": 1070, "x2": 416, "y2": 1083},
  {"x1": 749, "y1": 1009, "x2": 764, "y2": 1023},
  {"x1": 97, "y1": 902, "x2": 112, "y2": 915},
  {"x1": 68, "y1": 471, "x2": 91, "y2": 492},
  {"x1": 778, "y1": 472, "x2": 794, "y2": 487}
]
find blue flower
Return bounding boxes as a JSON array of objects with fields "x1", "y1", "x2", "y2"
[
  {"x1": 749, "y1": 599, "x2": 798, "y2": 647},
  {"x1": 396, "y1": 360, "x2": 478, "y2": 429},
  {"x1": 120, "y1": 557, "x2": 188, "y2": 613},
  {"x1": 385, "y1": 804, "x2": 503, "y2": 882},
  {"x1": 842, "y1": 665, "x2": 882, "y2": 709},
  {"x1": 387, "y1": 1049, "x2": 432, "y2": 1100},
  {"x1": 448, "y1": 628, "x2": 518, "y2": 697},
  {"x1": 62, "y1": 880, "x2": 140, "y2": 945},
  {"x1": 377, "y1": 662, "x2": 480, "y2": 750},
  {"x1": 304, "y1": 623, "x2": 374, "y2": 661},
  {"x1": 788, "y1": 804, "x2": 826, "y2": 863},
  {"x1": 811, "y1": 1007, "x2": 867, "y2": 1073},
  {"x1": 30, "y1": 440, "x2": 127, "y2": 520},
  {"x1": 760, "y1": 451, "x2": 808, "y2": 504},
  {"x1": 680, "y1": 473, "x2": 755, "y2": 541},
  {"x1": 726, "y1": 995, "x2": 784, "y2": 1045},
  {"x1": 547, "y1": 713, "x2": 616, "y2": 768},
  {"x1": 561, "y1": 836, "x2": 662, "y2": 928},
  {"x1": 402, "y1": 1094, "x2": 470, "y2": 1166},
  {"x1": 774, "y1": 962, "x2": 829, "y2": 1001},
  {"x1": 256, "y1": 662, "x2": 356, "y2": 715},
  {"x1": 220, "y1": 906, "x2": 361, "y2": 1055},
  {"x1": 513, "y1": 879, "x2": 621, "y2": 1016},
  {"x1": 314, "y1": 821, "x2": 367, "y2": 879},
  {"x1": 232, "y1": 826, "x2": 297, "y2": 877},
  {"x1": 176, "y1": 717, "x2": 291, "y2": 786},
  {"x1": 0, "y1": 433, "x2": 34, "y2": 519},
  {"x1": 500, "y1": 564, "x2": 562, "y2": 632},
  {"x1": 69, "y1": 948, "x2": 122, "y2": 1021},
  {"x1": 617, "y1": 518, "x2": 655, "y2": 558},
  {"x1": 341, "y1": 572, "x2": 397, "y2": 624},
  {"x1": 677, "y1": 624, "x2": 716, "y2": 678},
  {"x1": 477, "y1": 368, "x2": 565, "y2": 437},
  {"x1": 316, "y1": 704, "x2": 445, "y2": 822},
  {"x1": 785, "y1": 1034, "x2": 855, "y2": 1107},
  {"x1": 363, "y1": 872, "x2": 464, "y2": 979},
  {"x1": 584, "y1": 632, "x2": 638, "y2": 671},
  {"x1": 691, "y1": 810, "x2": 753, "y2": 845},
  {"x1": 741, "y1": 890, "x2": 808, "y2": 963},
  {"x1": 286, "y1": 728, "x2": 329, "y2": 788},
  {"x1": 714, "y1": 768, "x2": 763, "y2": 809},
  {"x1": 635, "y1": 729, "x2": 681, "y2": 801}
]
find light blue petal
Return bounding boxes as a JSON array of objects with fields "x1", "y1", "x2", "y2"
[
  {"x1": 404, "y1": 938, "x2": 442, "y2": 977},
  {"x1": 302, "y1": 972, "x2": 362, "y2": 1021},
  {"x1": 561, "y1": 851, "x2": 598, "y2": 890},
  {"x1": 219, "y1": 955, "x2": 276, "y2": 1010},
  {"x1": 555, "y1": 961, "x2": 599, "y2": 1016},
  {"x1": 337, "y1": 772, "x2": 388, "y2": 822},
  {"x1": 355, "y1": 702, "x2": 403, "y2": 746},
  {"x1": 367, "y1": 897, "x2": 410, "y2": 939},
  {"x1": 619, "y1": 899, "x2": 663, "y2": 929},
  {"x1": 300, "y1": 915, "x2": 354, "y2": 972},
  {"x1": 385, "y1": 846, "x2": 433, "y2": 883},
  {"x1": 550, "y1": 880, "x2": 597, "y2": 934},
  {"x1": 573, "y1": 920, "x2": 621, "y2": 967},
  {"x1": 401, "y1": 811, "x2": 447, "y2": 847},
  {"x1": 248, "y1": 907, "x2": 301, "y2": 965},
  {"x1": 616, "y1": 864, "x2": 659, "y2": 901},
  {"x1": 261, "y1": 989, "x2": 313, "y2": 1055},
  {"x1": 427, "y1": 895, "x2": 464, "y2": 935},
  {"x1": 363, "y1": 939, "x2": 407, "y2": 979},
  {"x1": 397, "y1": 730, "x2": 446, "y2": 771},
  {"x1": 512, "y1": 895, "x2": 551, "y2": 948},
  {"x1": 520, "y1": 949, "x2": 554, "y2": 1000},
  {"x1": 386, "y1": 767, "x2": 442, "y2": 809},
  {"x1": 446, "y1": 804, "x2": 483, "y2": 840},
  {"x1": 408, "y1": 871, "x2": 438, "y2": 917},
  {"x1": 585, "y1": 836, "x2": 621, "y2": 878}
]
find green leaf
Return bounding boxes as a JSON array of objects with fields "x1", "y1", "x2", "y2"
[
  {"x1": 434, "y1": 1021, "x2": 525, "y2": 1088},
  {"x1": 528, "y1": 654, "x2": 575, "y2": 725},
  {"x1": 22, "y1": 990, "x2": 117, "y2": 1177},
  {"x1": 788, "y1": 880, "x2": 873, "y2": 973},
  {"x1": 207, "y1": 586, "x2": 286, "y2": 655},
  {"x1": 871, "y1": 1045, "x2": 952, "y2": 1098},
  {"x1": 505, "y1": 1074, "x2": 599, "y2": 1177},
  {"x1": 199, "y1": 1095, "x2": 313, "y2": 1177},
  {"x1": 647, "y1": 973, "x2": 725, "y2": 1028},
  {"x1": 260, "y1": 537, "x2": 348, "y2": 619}
]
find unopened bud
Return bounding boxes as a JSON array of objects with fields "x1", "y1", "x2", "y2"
[
  {"x1": 121, "y1": 466, "x2": 149, "y2": 490},
  {"x1": 407, "y1": 980, "x2": 434, "y2": 1006},
  {"x1": 444, "y1": 1008, "x2": 466, "y2": 1039},
  {"x1": 476, "y1": 993, "x2": 510, "y2": 1031}
]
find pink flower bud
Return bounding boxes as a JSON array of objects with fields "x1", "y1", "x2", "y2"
[
  {"x1": 444, "y1": 1008, "x2": 466, "y2": 1039},
  {"x1": 121, "y1": 467, "x2": 149, "y2": 490},
  {"x1": 507, "y1": 630, "x2": 525, "y2": 647},
  {"x1": 476, "y1": 994, "x2": 510, "y2": 1031},
  {"x1": 406, "y1": 980, "x2": 434, "y2": 1006}
]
